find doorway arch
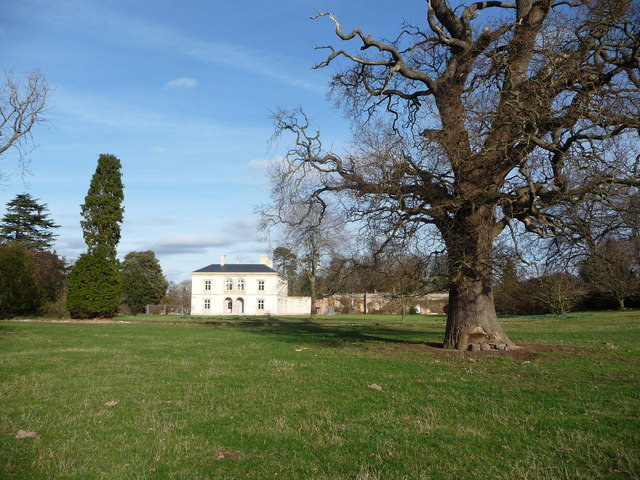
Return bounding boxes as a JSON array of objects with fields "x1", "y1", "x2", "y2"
[
  {"x1": 224, "y1": 297, "x2": 233, "y2": 314},
  {"x1": 236, "y1": 298, "x2": 244, "y2": 314}
]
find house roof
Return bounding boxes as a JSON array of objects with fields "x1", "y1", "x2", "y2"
[{"x1": 193, "y1": 263, "x2": 278, "y2": 274}]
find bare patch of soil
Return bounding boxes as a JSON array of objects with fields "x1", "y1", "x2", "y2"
[{"x1": 212, "y1": 449, "x2": 243, "y2": 461}]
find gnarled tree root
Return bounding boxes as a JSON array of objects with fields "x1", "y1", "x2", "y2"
[{"x1": 456, "y1": 325, "x2": 518, "y2": 351}]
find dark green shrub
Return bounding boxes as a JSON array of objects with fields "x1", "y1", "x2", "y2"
[
  {"x1": 66, "y1": 253, "x2": 120, "y2": 318},
  {"x1": 31, "y1": 250, "x2": 67, "y2": 304},
  {"x1": 0, "y1": 243, "x2": 43, "y2": 318}
]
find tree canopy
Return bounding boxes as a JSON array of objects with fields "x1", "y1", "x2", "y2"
[
  {"x1": 0, "y1": 193, "x2": 59, "y2": 250},
  {"x1": 120, "y1": 251, "x2": 168, "y2": 314},
  {"x1": 80, "y1": 154, "x2": 124, "y2": 261}
]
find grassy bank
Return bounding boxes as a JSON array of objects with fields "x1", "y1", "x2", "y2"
[{"x1": 1, "y1": 311, "x2": 638, "y2": 479}]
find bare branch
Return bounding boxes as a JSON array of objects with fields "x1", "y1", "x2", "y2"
[{"x1": 0, "y1": 69, "x2": 49, "y2": 176}]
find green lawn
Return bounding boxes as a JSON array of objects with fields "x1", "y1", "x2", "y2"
[{"x1": 1, "y1": 311, "x2": 638, "y2": 479}]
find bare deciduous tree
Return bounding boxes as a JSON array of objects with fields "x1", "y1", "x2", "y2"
[
  {"x1": 533, "y1": 273, "x2": 585, "y2": 315},
  {"x1": 0, "y1": 69, "x2": 49, "y2": 176},
  {"x1": 258, "y1": 156, "x2": 350, "y2": 317},
  {"x1": 274, "y1": 0, "x2": 640, "y2": 350},
  {"x1": 374, "y1": 251, "x2": 439, "y2": 321},
  {"x1": 580, "y1": 238, "x2": 640, "y2": 309},
  {"x1": 162, "y1": 280, "x2": 193, "y2": 312}
]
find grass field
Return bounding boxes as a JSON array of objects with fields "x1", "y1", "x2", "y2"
[{"x1": 1, "y1": 311, "x2": 638, "y2": 479}]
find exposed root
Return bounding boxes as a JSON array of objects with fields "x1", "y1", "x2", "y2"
[{"x1": 463, "y1": 324, "x2": 518, "y2": 351}]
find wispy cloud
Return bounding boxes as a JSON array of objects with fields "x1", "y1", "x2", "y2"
[
  {"x1": 34, "y1": 0, "x2": 324, "y2": 92},
  {"x1": 147, "y1": 217, "x2": 258, "y2": 256},
  {"x1": 185, "y1": 40, "x2": 323, "y2": 92},
  {"x1": 52, "y1": 88, "x2": 268, "y2": 141},
  {"x1": 150, "y1": 235, "x2": 235, "y2": 255},
  {"x1": 246, "y1": 158, "x2": 271, "y2": 174},
  {"x1": 222, "y1": 218, "x2": 257, "y2": 238},
  {"x1": 164, "y1": 77, "x2": 198, "y2": 89},
  {"x1": 150, "y1": 146, "x2": 167, "y2": 154}
]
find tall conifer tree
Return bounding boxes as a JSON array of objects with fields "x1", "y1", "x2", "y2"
[{"x1": 67, "y1": 154, "x2": 124, "y2": 318}]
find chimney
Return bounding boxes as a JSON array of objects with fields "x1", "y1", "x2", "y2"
[
  {"x1": 236, "y1": 259, "x2": 241, "y2": 264},
  {"x1": 220, "y1": 255, "x2": 226, "y2": 266},
  {"x1": 259, "y1": 255, "x2": 274, "y2": 268}
]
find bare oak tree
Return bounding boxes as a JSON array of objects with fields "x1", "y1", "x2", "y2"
[
  {"x1": 0, "y1": 69, "x2": 49, "y2": 176},
  {"x1": 274, "y1": 0, "x2": 640, "y2": 349}
]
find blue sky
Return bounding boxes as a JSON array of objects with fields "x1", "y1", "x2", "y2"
[{"x1": 2, "y1": 0, "x2": 424, "y2": 282}]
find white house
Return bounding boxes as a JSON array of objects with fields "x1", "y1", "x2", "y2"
[{"x1": 190, "y1": 255, "x2": 311, "y2": 316}]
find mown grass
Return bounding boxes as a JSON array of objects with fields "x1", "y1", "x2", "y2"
[{"x1": 1, "y1": 311, "x2": 638, "y2": 479}]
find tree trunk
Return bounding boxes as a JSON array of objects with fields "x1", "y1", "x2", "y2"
[
  {"x1": 444, "y1": 275, "x2": 515, "y2": 350},
  {"x1": 309, "y1": 273, "x2": 317, "y2": 319},
  {"x1": 442, "y1": 206, "x2": 516, "y2": 351},
  {"x1": 308, "y1": 240, "x2": 318, "y2": 319},
  {"x1": 617, "y1": 296, "x2": 626, "y2": 311}
]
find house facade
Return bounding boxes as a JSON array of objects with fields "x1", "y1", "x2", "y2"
[{"x1": 190, "y1": 255, "x2": 311, "y2": 316}]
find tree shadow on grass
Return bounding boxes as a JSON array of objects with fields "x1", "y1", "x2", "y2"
[
  {"x1": 0, "y1": 322, "x2": 19, "y2": 338},
  {"x1": 202, "y1": 320, "x2": 567, "y2": 362},
  {"x1": 205, "y1": 320, "x2": 444, "y2": 349}
]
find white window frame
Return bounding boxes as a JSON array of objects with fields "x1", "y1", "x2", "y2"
[
  {"x1": 204, "y1": 280, "x2": 211, "y2": 291},
  {"x1": 225, "y1": 278, "x2": 233, "y2": 291},
  {"x1": 204, "y1": 299, "x2": 211, "y2": 310},
  {"x1": 237, "y1": 278, "x2": 245, "y2": 291},
  {"x1": 258, "y1": 280, "x2": 265, "y2": 292},
  {"x1": 257, "y1": 299, "x2": 265, "y2": 310}
]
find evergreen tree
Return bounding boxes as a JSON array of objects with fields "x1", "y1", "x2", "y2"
[
  {"x1": 273, "y1": 246, "x2": 298, "y2": 278},
  {"x1": 80, "y1": 154, "x2": 124, "y2": 260},
  {"x1": 273, "y1": 246, "x2": 299, "y2": 294},
  {"x1": 66, "y1": 253, "x2": 120, "y2": 318},
  {"x1": 0, "y1": 193, "x2": 59, "y2": 250},
  {"x1": 67, "y1": 153, "x2": 124, "y2": 318},
  {"x1": 120, "y1": 251, "x2": 168, "y2": 314}
]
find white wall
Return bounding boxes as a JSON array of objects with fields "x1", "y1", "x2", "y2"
[
  {"x1": 283, "y1": 297, "x2": 312, "y2": 315},
  {"x1": 191, "y1": 270, "x2": 290, "y2": 315}
]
